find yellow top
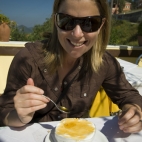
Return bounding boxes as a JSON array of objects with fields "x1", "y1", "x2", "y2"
[{"x1": 56, "y1": 118, "x2": 95, "y2": 140}]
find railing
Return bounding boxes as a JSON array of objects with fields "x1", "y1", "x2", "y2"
[
  {"x1": 1, "y1": 41, "x2": 142, "y2": 62},
  {"x1": 0, "y1": 41, "x2": 27, "y2": 55}
]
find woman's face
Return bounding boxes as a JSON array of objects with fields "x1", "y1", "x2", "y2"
[{"x1": 56, "y1": 0, "x2": 104, "y2": 59}]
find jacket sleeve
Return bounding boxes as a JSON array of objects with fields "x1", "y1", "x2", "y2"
[
  {"x1": 0, "y1": 47, "x2": 32, "y2": 126},
  {"x1": 102, "y1": 52, "x2": 142, "y2": 110}
]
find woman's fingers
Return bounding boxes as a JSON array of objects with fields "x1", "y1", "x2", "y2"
[
  {"x1": 118, "y1": 108, "x2": 135, "y2": 125},
  {"x1": 17, "y1": 85, "x2": 44, "y2": 96},
  {"x1": 16, "y1": 103, "x2": 47, "y2": 116},
  {"x1": 14, "y1": 92, "x2": 49, "y2": 116},
  {"x1": 118, "y1": 104, "x2": 142, "y2": 133},
  {"x1": 27, "y1": 78, "x2": 34, "y2": 86},
  {"x1": 15, "y1": 84, "x2": 48, "y2": 107},
  {"x1": 13, "y1": 78, "x2": 50, "y2": 124},
  {"x1": 15, "y1": 97, "x2": 48, "y2": 108},
  {"x1": 15, "y1": 92, "x2": 48, "y2": 104},
  {"x1": 122, "y1": 121, "x2": 142, "y2": 133},
  {"x1": 14, "y1": 79, "x2": 49, "y2": 123},
  {"x1": 119, "y1": 113, "x2": 140, "y2": 130}
]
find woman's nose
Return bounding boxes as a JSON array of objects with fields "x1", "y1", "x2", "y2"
[{"x1": 71, "y1": 25, "x2": 84, "y2": 38}]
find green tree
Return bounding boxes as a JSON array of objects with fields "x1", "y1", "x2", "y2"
[
  {"x1": 28, "y1": 24, "x2": 43, "y2": 41},
  {"x1": 109, "y1": 18, "x2": 138, "y2": 46},
  {"x1": 42, "y1": 17, "x2": 52, "y2": 33},
  {"x1": 10, "y1": 26, "x2": 28, "y2": 41},
  {"x1": 118, "y1": 0, "x2": 125, "y2": 13},
  {"x1": 27, "y1": 17, "x2": 52, "y2": 41},
  {"x1": 0, "y1": 14, "x2": 10, "y2": 24}
]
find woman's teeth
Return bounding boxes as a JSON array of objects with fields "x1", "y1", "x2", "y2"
[{"x1": 70, "y1": 41, "x2": 84, "y2": 46}]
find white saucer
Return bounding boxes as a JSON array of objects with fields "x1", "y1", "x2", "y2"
[
  {"x1": 94, "y1": 130, "x2": 109, "y2": 142},
  {"x1": 45, "y1": 129, "x2": 108, "y2": 142}
]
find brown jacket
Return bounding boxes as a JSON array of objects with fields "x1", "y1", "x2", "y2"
[{"x1": 0, "y1": 41, "x2": 142, "y2": 125}]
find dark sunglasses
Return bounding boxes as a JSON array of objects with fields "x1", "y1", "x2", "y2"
[{"x1": 55, "y1": 13, "x2": 103, "y2": 33}]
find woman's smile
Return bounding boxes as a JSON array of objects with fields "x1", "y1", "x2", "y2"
[{"x1": 67, "y1": 39, "x2": 87, "y2": 48}]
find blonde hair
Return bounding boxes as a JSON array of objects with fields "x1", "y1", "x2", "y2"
[{"x1": 44, "y1": 0, "x2": 110, "y2": 73}]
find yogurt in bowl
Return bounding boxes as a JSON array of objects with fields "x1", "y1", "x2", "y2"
[{"x1": 55, "y1": 118, "x2": 96, "y2": 142}]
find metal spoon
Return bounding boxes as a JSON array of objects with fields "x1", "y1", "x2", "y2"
[{"x1": 43, "y1": 95, "x2": 70, "y2": 113}]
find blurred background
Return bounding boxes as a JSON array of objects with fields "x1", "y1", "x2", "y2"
[{"x1": 0, "y1": 0, "x2": 142, "y2": 46}]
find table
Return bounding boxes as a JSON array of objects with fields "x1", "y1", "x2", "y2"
[
  {"x1": 117, "y1": 58, "x2": 142, "y2": 95},
  {"x1": 0, "y1": 117, "x2": 142, "y2": 142}
]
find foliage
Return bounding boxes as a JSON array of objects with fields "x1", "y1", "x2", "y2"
[
  {"x1": 0, "y1": 14, "x2": 10, "y2": 24},
  {"x1": 109, "y1": 18, "x2": 138, "y2": 46},
  {"x1": 0, "y1": 13, "x2": 17, "y2": 30},
  {"x1": 138, "y1": 21, "x2": 142, "y2": 36},
  {"x1": 26, "y1": 17, "x2": 52, "y2": 41},
  {"x1": 9, "y1": 17, "x2": 52, "y2": 41},
  {"x1": 10, "y1": 25, "x2": 28, "y2": 41},
  {"x1": 118, "y1": 0, "x2": 125, "y2": 13},
  {"x1": 28, "y1": 24, "x2": 44, "y2": 41}
]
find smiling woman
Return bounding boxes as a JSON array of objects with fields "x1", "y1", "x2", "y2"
[{"x1": 0, "y1": 0, "x2": 142, "y2": 135}]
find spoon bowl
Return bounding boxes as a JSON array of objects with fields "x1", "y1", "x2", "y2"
[{"x1": 43, "y1": 95, "x2": 70, "y2": 113}]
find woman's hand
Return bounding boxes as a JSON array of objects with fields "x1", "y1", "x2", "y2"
[
  {"x1": 14, "y1": 78, "x2": 49, "y2": 124},
  {"x1": 118, "y1": 104, "x2": 142, "y2": 133}
]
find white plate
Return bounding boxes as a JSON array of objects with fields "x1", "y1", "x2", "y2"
[
  {"x1": 45, "y1": 129, "x2": 109, "y2": 142},
  {"x1": 94, "y1": 130, "x2": 109, "y2": 142}
]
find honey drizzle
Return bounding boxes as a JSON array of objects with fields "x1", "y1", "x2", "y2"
[{"x1": 56, "y1": 118, "x2": 95, "y2": 140}]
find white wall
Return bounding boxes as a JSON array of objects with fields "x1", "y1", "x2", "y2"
[{"x1": 0, "y1": 56, "x2": 14, "y2": 94}]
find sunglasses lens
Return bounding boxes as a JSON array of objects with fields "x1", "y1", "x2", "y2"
[
  {"x1": 56, "y1": 13, "x2": 102, "y2": 32},
  {"x1": 56, "y1": 13, "x2": 75, "y2": 30},
  {"x1": 82, "y1": 17, "x2": 102, "y2": 32}
]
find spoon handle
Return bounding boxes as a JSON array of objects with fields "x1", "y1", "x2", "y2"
[{"x1": 43, "y1": 95, "x2": 57, "y2": 106}]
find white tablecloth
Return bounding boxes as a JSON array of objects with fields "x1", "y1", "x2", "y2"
[
  {"x1": 117, "y1": 58, "x2": 142, "y2": 95},
  {"x1": 0, "y1": 117, "x2": 142, "y2": 142}
]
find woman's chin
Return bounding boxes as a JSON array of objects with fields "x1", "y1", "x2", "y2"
[{"x1": 69, "y1": 52, "x2": 83, "y2": 59}]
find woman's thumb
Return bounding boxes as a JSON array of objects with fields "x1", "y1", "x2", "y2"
[{"x1": 27, "y1": 78, "x2": 34, "y2": 86}]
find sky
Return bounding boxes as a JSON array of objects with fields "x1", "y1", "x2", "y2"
[
  {"x1": 0, "y1": 0, "x2": 121, "y2": 28},
  {"x1": 0, "y1": 0, "x2": 54, "y2": 27}
]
